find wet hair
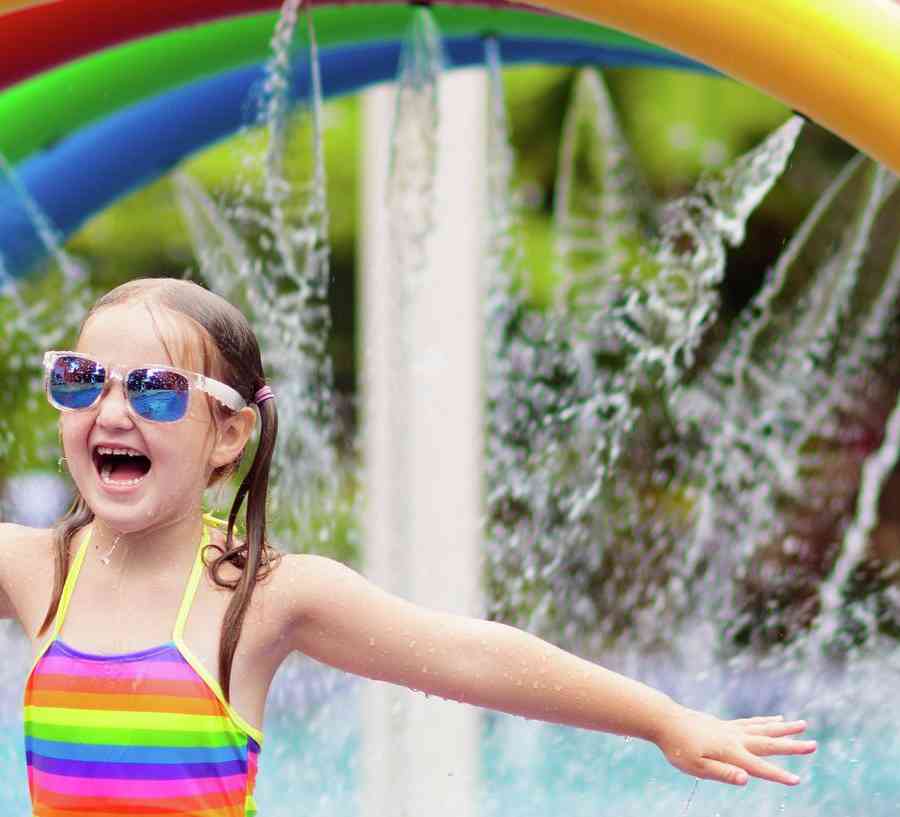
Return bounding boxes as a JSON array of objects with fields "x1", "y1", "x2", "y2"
[{"x1": 40, "y1": 277, "x2": 280, "y2": 701}]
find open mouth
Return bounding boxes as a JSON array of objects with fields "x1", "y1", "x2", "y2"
[{"x1": 92, "y1": 446, "x2": 153, "y2": 487}]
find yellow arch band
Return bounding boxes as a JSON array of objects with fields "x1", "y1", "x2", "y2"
[{"x1": 523, "y1": 0, "x2": 900, "y2": 173}]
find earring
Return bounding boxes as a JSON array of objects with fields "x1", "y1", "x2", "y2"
[{"x1": 57, "y1": 422, "x2": 68, "y2": 474}]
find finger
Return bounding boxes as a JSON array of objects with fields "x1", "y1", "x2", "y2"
[
  {"x1": 745, "y1": 735, "x2": 817, "y2": 756},
  {"x1": 732, "y1": 715, "x2": 785, "y2": 726},
  {"x1": 730, "y1": 750, "x2": 801, "y2": 785},
  {"x1": 745, "y1": 720, "x2": 809, "y2": 737},
  {"x1": 694, "y1": 758, "x2": 749, "y2": 786}
]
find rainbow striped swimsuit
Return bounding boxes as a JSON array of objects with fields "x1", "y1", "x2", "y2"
[{"x1": 24, "y1": 521, "x2": 263, "y2": 816}]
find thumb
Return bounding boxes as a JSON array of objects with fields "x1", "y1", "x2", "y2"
[{"x1": 695, "y1": 758, "x2": 749, "y2": 786}]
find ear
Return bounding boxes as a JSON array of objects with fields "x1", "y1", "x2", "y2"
[{"x1": 209, "y1": 406, "x2": 257, "y2": 470}]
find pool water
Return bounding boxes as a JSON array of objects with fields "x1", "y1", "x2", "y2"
[{"x1": 4, "y1": 654, "x2": 897, "y2": 817}]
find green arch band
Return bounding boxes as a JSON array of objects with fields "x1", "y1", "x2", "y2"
[{"x1": 0, "y1": 6, "x2": 680, "y2": 166}]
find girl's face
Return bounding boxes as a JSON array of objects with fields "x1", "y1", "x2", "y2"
[{"x1": 60, "y1": 303, "x2": 250, "y2": 535}]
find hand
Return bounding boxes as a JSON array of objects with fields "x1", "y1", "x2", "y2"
[{"x1": 655, "y1": 707, "x2": 817, "y2": 786}]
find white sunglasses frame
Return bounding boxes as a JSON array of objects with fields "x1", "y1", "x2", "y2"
[{"x1": 43, "y1": 351, "x2": 248, "y2": 422}]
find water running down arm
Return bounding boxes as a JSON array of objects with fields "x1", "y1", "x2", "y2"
[{"x1": 283, "y1": 553, "x2": 816, "y2": 786}]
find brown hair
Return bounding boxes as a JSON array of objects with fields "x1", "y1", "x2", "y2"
[{"x1": 40, "y1": 277, "x2": 280, "y2": 701}]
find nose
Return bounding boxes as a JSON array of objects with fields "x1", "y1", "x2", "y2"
[{"x1": 94, "y1": 375, "x2": 135, "y2": 430}]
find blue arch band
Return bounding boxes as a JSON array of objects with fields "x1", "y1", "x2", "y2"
[{"x1": 0, "y1": 37, "x2": 705, "y2": 276}]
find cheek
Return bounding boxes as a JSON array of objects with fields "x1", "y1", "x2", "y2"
[
  {"x1": 58, "y1": 414, "x2": 91, "y2": 452},
  {"x1": 188, "y1": 403, "x2": 224, "y2": 451},
  {"x1": 151, "y1": 425, "x2": 217, "y2": 472},
  {"x1": 187, "y1": 396, "x2": 216, "y2": 427}
]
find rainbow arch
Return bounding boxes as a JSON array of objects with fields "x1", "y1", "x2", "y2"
[{"x1": 1, "y1": 0, "x2": 899, "y2": 275}]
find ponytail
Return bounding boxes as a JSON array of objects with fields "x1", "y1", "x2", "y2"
[{"x1": 206, "y1": 385, "x2": 280, "y2": 701}]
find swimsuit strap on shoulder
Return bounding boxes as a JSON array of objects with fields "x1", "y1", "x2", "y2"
[
  {"x1": 52, "y1": 526, "x2": 93, "y2": 637},
  {"x1": 172, "y1": 522, "x2": 213, "y2": 642}
]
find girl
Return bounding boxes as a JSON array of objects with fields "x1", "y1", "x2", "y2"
[{"x1": 0, "y1": 277, "x2": 815, "y2": 816}]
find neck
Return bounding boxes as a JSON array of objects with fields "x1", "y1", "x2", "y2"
[{"x1": 87, "y1": 509, "x2": 206, "y2": 571}]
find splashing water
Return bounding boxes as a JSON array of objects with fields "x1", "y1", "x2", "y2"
[
  {"x1": 484, "y1": 67, "x2": 810, "y2": 653},
  {"x1": 387, "y1": 8, "x2": 444, "y2": 296},
  {"x1": 0, "y1": 155, "x2": 90, "y2": 488},
  {"x1": 681, "y1": 161, "x2": 886, "y2": 595},
  {"x1": 681, "y1": 778, "x2": 700, "y2": 815},
  {"x1": 360, "y1": 6, "x2": 447, "y2": 576},
  {"x1": 817, "y1": 388, "x2": 900, "y2": 643},
  {"x1": 680, "y1": 160, "x2": 900, "y2": 653},
  {"x1": 177, "y1": 0, "x2": 343, "y2": 549},
  {"x1": 554, "y1": 68, "x2": 656, "y2": 347},
  {"x1": 482, "y1": 40, "x2": 587, "y2": 639},
  {"x1": 0, "y1": 256, "x2": 24, "y2": 305},
  {"x1": 0, "y1": 154, "x2": 86, "y2": 285}
]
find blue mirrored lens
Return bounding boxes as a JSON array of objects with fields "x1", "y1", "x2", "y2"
[
  {"x1": 128, "y1": 368, "x2": 189, "y2": 422},
  {"x1": 49, "y1": 356, "x2": 104, "y2": 409}
]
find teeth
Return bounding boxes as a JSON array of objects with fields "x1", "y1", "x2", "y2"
[
  {"x1": 95, "y1": 445, "x2": 150, "y2": 487},
  {"x1": 96, "y1": 446, "x2": 146, "y2": 457},
  {"x1": 99, "y1": 464, "x2": 147, "y2": 487}
]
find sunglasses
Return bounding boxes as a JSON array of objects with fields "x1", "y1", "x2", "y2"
[{"x1": 43, "y1": 351, "x2": 247, "y2": 424}]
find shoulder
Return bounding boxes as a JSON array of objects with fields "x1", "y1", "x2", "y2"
[
  {"x1": 263, "y1": 552, "x2": 366, "y2": 625},
  {"x1": 0, "y1": 522, "x2": 53, "y2": 564},
  {"x1": 0, "y1": 523, "x2": 55, "y2": 622}
]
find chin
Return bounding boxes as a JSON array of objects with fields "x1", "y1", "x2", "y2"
[{"x1": 88, "y1": 504, "x2": 154, "y2": 535}]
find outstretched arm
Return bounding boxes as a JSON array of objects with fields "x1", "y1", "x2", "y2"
[{"x1": 284, "y1": 554, "x2": 815, "y2": 786}]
